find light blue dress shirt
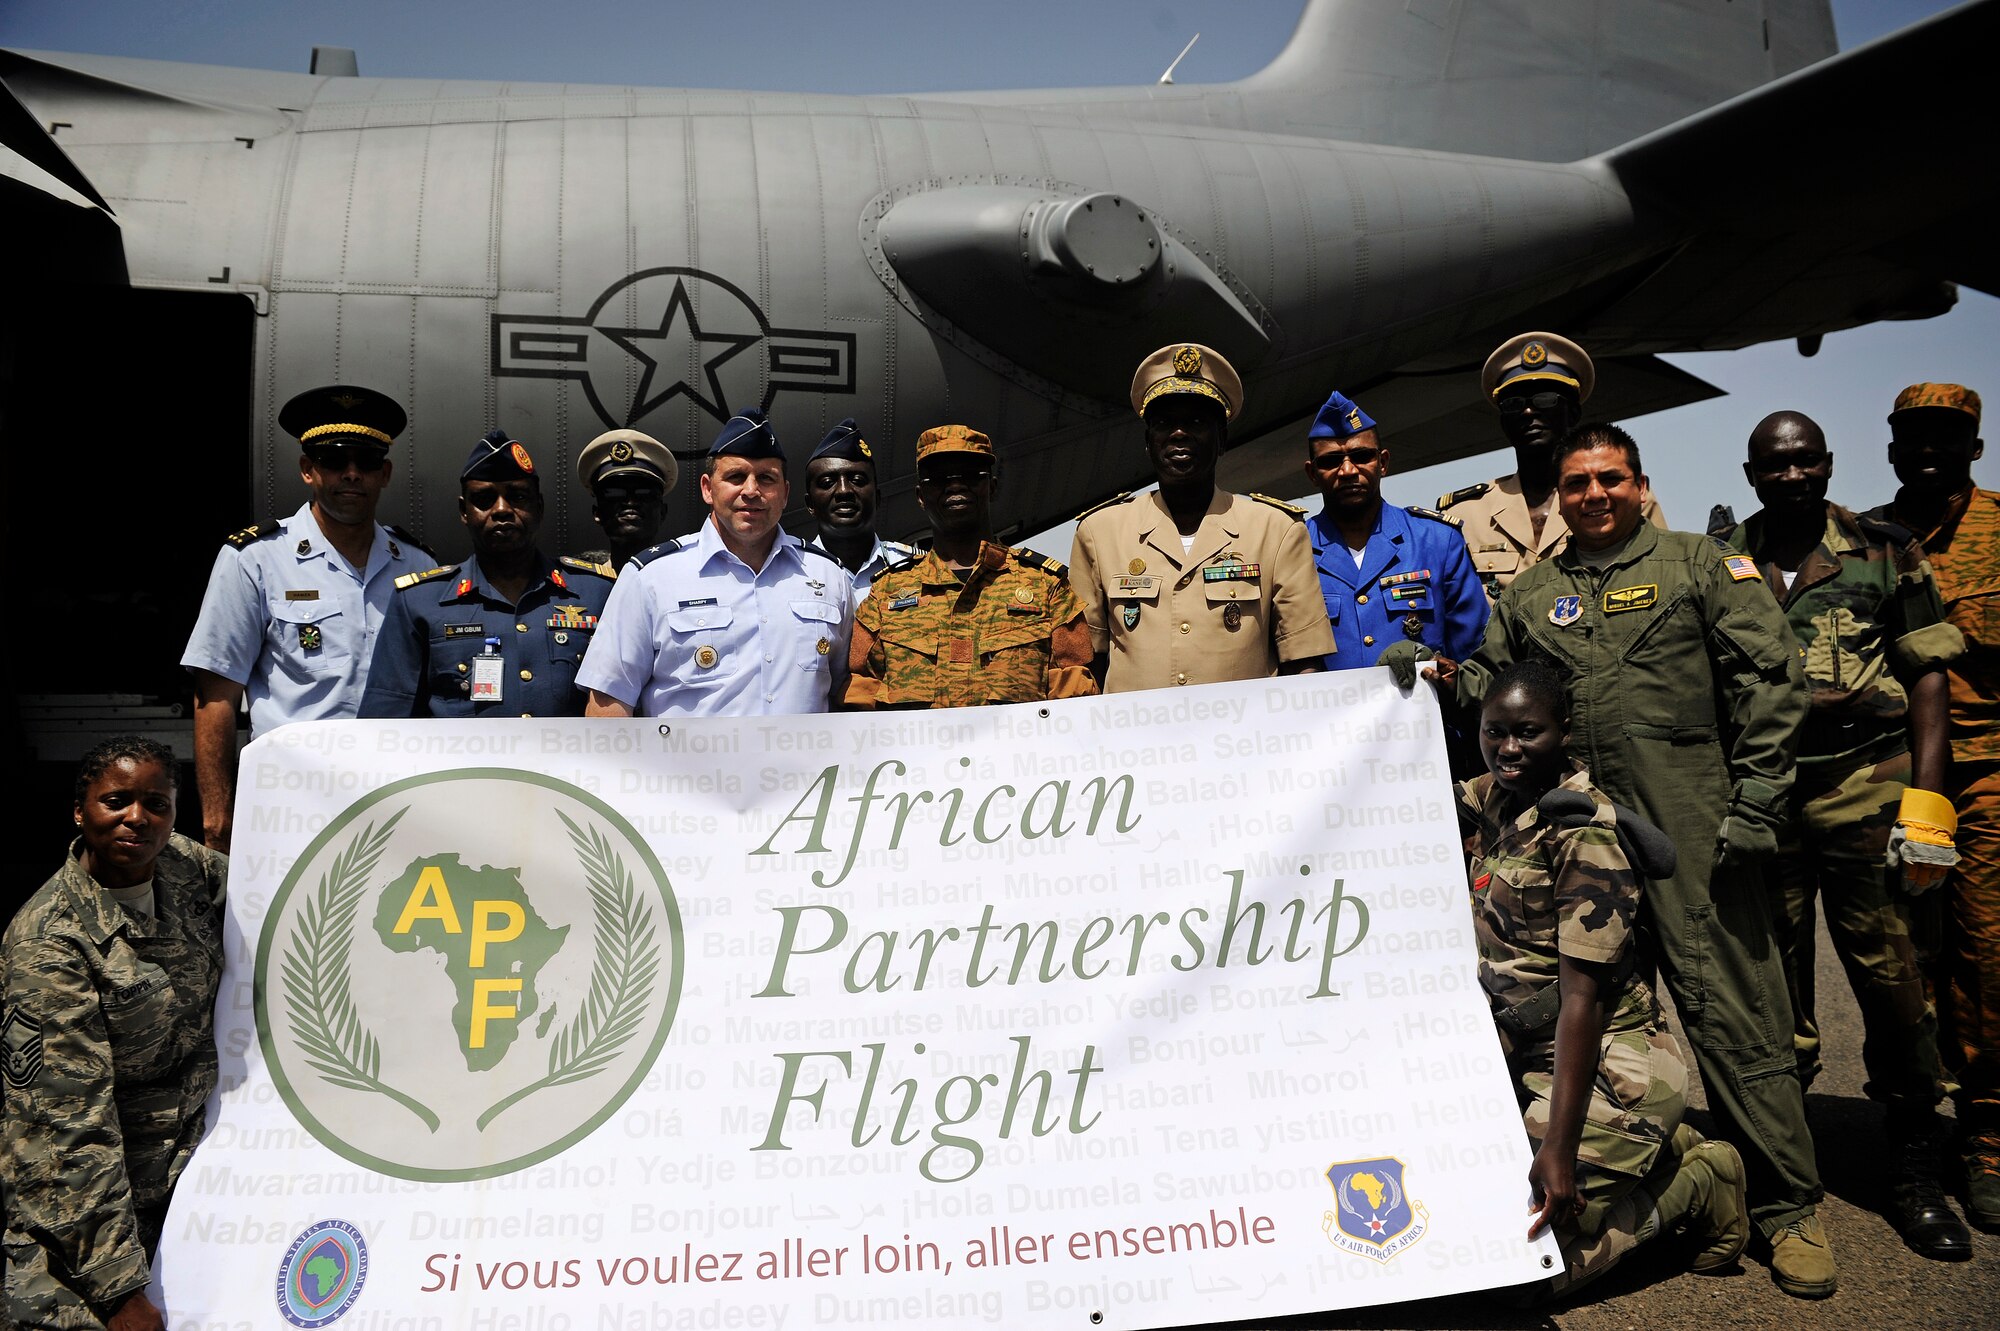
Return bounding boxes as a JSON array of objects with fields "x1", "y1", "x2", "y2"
[
  {"x1": 829, "y1": 535, "x2": 917, "y2": 608},
  {"x1": 578, "y1": 518, "x2": 853, "y2": 716},
  {"x1": 181, "y1": 503, "x2": 434, "y2": 738}
]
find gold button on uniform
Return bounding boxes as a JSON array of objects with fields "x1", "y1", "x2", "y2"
[
  {"x1": 1179, "y1": 622, "x2": 1191, "y2": 634},
  {"x1": 519, "y1": 669, "x2": 533, "y2": 681},
  {"x1": 456, "y1": 662, "x2": 468, "y2": 673},
  {"x1": 1356, "y1": 594, "x2": 1369, "y2": 605},
  {"x1": 515, "y1": 623, "x2": 528, "y2": 632},
  {"x1": 1363, "y1": 635, "x2": 1375, "y2": 646},
  {"x1": 1174, "y1": 672, "x2": 1187, "y2": 685}
]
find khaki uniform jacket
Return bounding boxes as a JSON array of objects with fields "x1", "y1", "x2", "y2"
[
  {"x1": 843, "y1": 542, "x2": 1097, "y2": 708},
  {"x1": 1441, "y1": 473, "x2": 1666, "y2": 603},
  {"x1": 3, "y1": 834, "x2": 227, "y2": 1320},
  {"x1": 1070, "y1": 489, "x2": 1336, "y2": 692}
]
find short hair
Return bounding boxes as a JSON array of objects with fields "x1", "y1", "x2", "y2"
[
  {"x1": 75, "y1": 736, "x2": 178, "y2": 802},
  {"x1": 1551, "y1": 422, "x2": 1642, "y2": 478},
  {"x1": 1483, "y1": 659, "x2": 1571, "y2": 724}
]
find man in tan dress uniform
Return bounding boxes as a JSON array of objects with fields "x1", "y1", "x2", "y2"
[
  {"x1": 1069, "y1": 344, "x2": 1335, "y2": 692},
  {"x1": 1439, "y1": 332, "x2": 1666, "y2": 603}
]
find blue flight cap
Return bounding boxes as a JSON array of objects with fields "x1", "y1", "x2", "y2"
[
  {"x1": 462, "y1": 428, "x2": 540, "y2": 484},
  {"x1": 809, "y1": 417, "x2": 873, "y2": 464},
  {"x1": 709, "y1": 410, "x2": 784, "y2": 461},
  {"x1": 1307, "y1": 390, "x2": 1377, "y2": 440}
]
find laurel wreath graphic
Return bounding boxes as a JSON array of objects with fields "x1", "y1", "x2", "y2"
[
  {"x1": 477, "y1": 811, "x2": 660, "y2": 1130},
  {"x1": 279, "y1": 807, "x2": 441, "y2": 1132}
]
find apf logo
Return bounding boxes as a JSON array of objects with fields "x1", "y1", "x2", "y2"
[
  {"x1": 275, "y1": 1219, "x2": 367, "y2": 1327},
  {"x1": 255, "y1": 769, "x2": 683, "y2": 1181},
  {"x1": 1321, "y1": 1156, "x2": 1429, "y2": 1262}
]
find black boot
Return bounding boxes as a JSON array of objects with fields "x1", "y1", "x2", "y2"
[{"x1": 1886, "y1": 1107, "x2": 1973, "y2": 1260}]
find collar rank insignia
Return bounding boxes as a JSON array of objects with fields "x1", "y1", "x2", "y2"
[
  {"x1": 1604, "y1": 584, "x2": 1657, "y2": 614},
  {"x1": 456, "y1": 578, "x2": 474, "y2": 598},
  {"x1": 297, "y1": 539, "x2": 312, "y2": 556},
  {"x1": 1723, "y1": 554, "x2": 1761, "y2": 583},
  {"x1": 388, "y1": 538, "x2": 401, "y2": 559},
  {"x1": 1548, "y1": 594, "x2": 1583, "y2": 627},
  {"x1": 550, "y1": 567, "x2": 568, "y2": 591}
]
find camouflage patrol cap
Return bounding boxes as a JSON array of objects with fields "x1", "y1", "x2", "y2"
[
  {"x1": 577, "y1": 429, "x2": 677, "y2": 493},
  {"x1": 915, "y1": 424, "x2": 995, "y2": 469},
  {"x1": 1890, "y1": 382, "x2": 1981, "y2": 428},
  {"x1": 1482, "y1": 332, "x2": 1595, "y2": 404},
  {"x1": 1131, "y1": 343, "x2": 1243, "y2": 421},
  {"x1": 278, "y1": 384, "x2": 407, "y2": 451}
]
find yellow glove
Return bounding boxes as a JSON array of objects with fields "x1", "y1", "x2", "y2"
[{"x1": 1888, "y1": 788, "x2": 1958, "y2": 895}]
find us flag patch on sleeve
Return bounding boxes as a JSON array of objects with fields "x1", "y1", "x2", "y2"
[{"x1": 1723, "y1": 555, "x2": 1761, "y2": 583}]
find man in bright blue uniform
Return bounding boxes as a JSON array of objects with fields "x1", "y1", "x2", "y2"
[
  {"x1": 359, "y1": 430, "x2": 614, "y2": 718},
  {"x1": 580, "y1": 410, "x2": 852, "y2": 717},
  {"x1": 181, "y1": 384, "x2": 433, "y2": 851},
  {"x1": 1301, "y1": 390, "x2": 1487, "y2": 668}
]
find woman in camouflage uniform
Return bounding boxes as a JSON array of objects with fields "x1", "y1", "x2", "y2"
[
  {"x1": 3, "y1": 738, "x2": 226, "y2": 1330},
  {"x1": 1458, "y1": 661, "x2": 1745, "y2": 1300}
]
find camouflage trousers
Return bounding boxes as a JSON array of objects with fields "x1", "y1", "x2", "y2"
[
  {"x1": 1511, "y1": 1017, "x2": 1690, "y2": 1295},
  {"x1": 1939, "y1": 761, "x2": 2000, "y2": 1116},
  {"x1": 1766, "y1": 752, "x2": 1944, "y2": 1109}
]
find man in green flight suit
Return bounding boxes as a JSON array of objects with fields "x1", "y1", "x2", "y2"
[{"x1": 1394, "y1": 423, "x2": 1832, "y2": 1297}]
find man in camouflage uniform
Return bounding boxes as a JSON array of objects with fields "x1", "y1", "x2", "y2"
[
  {"x1": 1861, "y1": 383, "x2": 2000, "y2": 1231},
  {"x1": 1437, "y1": 333, "x2": 1666, "y2": 603},
  {"x1": 844, "y1": 425, "x2": 1095, "y2": 708},
  {"x1": 3, "y1": 827, "x2": 226, "y2": 1326},
  {"x1": 1443, "y1": 423, "x2": 1835, "y2": 1297},
  {"x1": 1722, "y1": 410, "x2": 1970, "y2": 1258}
]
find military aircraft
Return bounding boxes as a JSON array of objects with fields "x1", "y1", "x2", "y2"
[{"x1": 1, "y1": 0, "x2": 1993, "y2": 749}]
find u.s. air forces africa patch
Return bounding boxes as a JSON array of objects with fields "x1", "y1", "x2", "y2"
[
  {"x1": 1323, "y1": 1156, "x2": 1429, "y2": 1262},
  {"x1": 2, "y1": 1007, "x2": 44, "y2": 1088}
]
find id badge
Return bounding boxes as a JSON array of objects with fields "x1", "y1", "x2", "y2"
[{"x1": 470, "y1": 636, "x2": 505, "y2": 702}]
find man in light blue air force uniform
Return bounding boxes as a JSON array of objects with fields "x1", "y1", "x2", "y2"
[
  {"x1": 181, "y1": 384, "x2": 433, "y2": 851},
  {"x1": 1302, "y1": 390, "x2": 1488, "y2": 669},
  {"x1": 580, "y1": 410, "x2": 853, "y2": 717}
]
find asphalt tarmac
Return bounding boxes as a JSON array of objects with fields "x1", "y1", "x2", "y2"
[{"x1": 1213, "y1": 907, "x2": 1998, "y2": 1331}]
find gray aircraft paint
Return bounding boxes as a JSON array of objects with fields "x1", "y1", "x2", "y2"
[{"x1": 2, "y1": 0, "x2": 1988, "y2": 553}]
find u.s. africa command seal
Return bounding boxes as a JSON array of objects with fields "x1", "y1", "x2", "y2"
[
  {"x1": 276, "y1": 1219, "x2": 368, "y2": 1327},
  {"x1": 256, "y1": 769, "x2": 683, "y2": 1182}
]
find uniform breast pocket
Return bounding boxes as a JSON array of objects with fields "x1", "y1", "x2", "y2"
[
  {"x1": 1470, "y1": 544, "x2": 1519, "y2": 576},
  {"x1": 102, "y1": 969, "x2": 179, "y2": 1081},
  {"x1": 791, "y1": 600, "x2": 843, "y2": 672},
  {"x1": 1206, "y1": 578, "x2": 1264, "y2": 629},
  {"x1": 267, "y1": 599, "x2": 350, "y2": 678},
  {"x1": 427, "y1": 633, "x2": 484, "y2": 698},
  {"x1": 665, "y1": 606, "x2": 734, "y2": 683},
  {"x1": 546, "y1": 626, "x2": 592, "y2": 671}
]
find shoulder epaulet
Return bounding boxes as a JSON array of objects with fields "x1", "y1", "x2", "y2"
[
  {"x1": 394, "y1": 564, "x2": 459, "y2": 591},
  {"x1": 1405, "y1": 504, "x2": 1462, "y2": 528},
  {"x1": 1074, "y1": 492, "x2": 1134, "y2": 523},
  {"x1": 1705, "y1": 534, "x2": 1736, "y2": 553},
  {"x1": 1855, "y1": 513, "x2": 1916, "y2": 547},
  {"x1": 1437, "y1": 482, "x2": 1490, "y2": 511},
  {"x1": 1249, "y1": 493, "x2": 1308, "y2": 519},
  {"x1": 626, "y1": 539, "x2": 683, "y2": 570},
  {"x1": 387, "y1": 524, "x2": 435, "y2": 558},
  {"x1": 223, "y1": 519, "x2": 282, "y2": 549},
  {"x1": 558, "y1": 554, "x2": 617, "y2": 579},
  {"x1": 1012, "y1": 547, "x2": 1069, "y2": 578}
]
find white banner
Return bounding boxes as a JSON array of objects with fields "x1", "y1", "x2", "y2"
[{"x1": 158, "y1": 672, "x2": 1556, "y2": 1330}]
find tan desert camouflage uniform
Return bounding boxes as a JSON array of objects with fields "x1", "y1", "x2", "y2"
[
  {"x1": 1722, "y1": 504, "x2": 1963, "y2": 1107},
  {"x1": 1866, "y1": 486, "x2": 2000, "y2": 1151},
  {"x1": 2, "y1": 833, "x2": 227, "y2": 1329},
  {"x1": 1457, "y1": 766, "x2": 1691, "y2": 1289},
  {"x1": 843, "y1": 541, "x2": 1097, "y2": 708}
]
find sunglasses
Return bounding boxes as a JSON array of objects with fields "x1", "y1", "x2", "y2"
[
  {"x1": 1312, "y1": 445, "x2": 1381, "y2": 469},
  {"x1": 1495, "y1": 391, "x2": 1574, "y2": 417},
  {"x1": 307, "y1": 446, "x2": 389, "y2": 473}
]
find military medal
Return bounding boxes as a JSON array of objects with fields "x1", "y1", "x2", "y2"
[
  {"x1": 1223, "y1": 602, "x2": 1242, "y2": 632},
  {"x1": 817, "y1": 638, "x2": 831, "y2": 656},
  {"x1": 1128, "y1": 558, "x2": 1146, "y2": 575},
  {"x1": 1403, "y1": 613, "x2": 1424, "y2": 640},
  {"x1": 300, "y1": 624, "x2": 323, "y2": 651},
  {"x1": 1548, "y1": 595, "x2": 1582, "y2": 626},
  {"x1": 1014, "y1": 588, "x2": 1035, "y2": 603},
  {"x1": 554, "y1": 631, "x2": 569, "y2": 644},
  {"x1": 695, "y1": 645, "x2": 719, "y2": 669}
]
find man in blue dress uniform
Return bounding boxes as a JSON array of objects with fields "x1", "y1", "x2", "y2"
[
  {"x1": 181, "y1": 384, "x2": 433, "y2": 851},
  {"x1": 358, "y1": 430, "x2": 614, "y2": 718},
  {"x1": 804, "y1": 417, "x2": 914, "y2": 606},
  {"x1": 580, "y1": 410, "x2": 853, "y2": 717},
  {"x1": 1301, "y1": 390, "x2": 1487, "y2": 669}
]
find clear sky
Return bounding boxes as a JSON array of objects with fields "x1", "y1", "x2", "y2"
[{"x1": 5, "y1": 0, "x2": 1988, "y2": 539}]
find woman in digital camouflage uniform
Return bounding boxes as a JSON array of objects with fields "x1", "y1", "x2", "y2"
[
  {"x1": 3, "y1": 738, "x2": 226, "y2": 1330},
  {"x1": 1458, "y1": 660, "x2": 1743, "y2": 1299}
]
